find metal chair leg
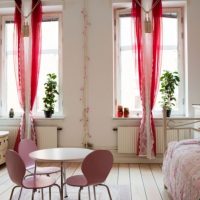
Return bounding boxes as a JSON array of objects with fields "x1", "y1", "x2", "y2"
[
  {"x1": 9, "y1": 186, "x2": 19, "y2": 200},
  {"x1": 49, "y1": 187, "x2": 51, "y2": 200},
  {"x1": 63, "y1": 167, "x2": 68, "y2": 197},
  {"x1": 93, "y1": 185, "x2": 97, "y2": 200},
  {"x1": 41, "y1": 188, "x2": 44, "y2": 200},
  {"x1": 99, "y1": 184, "x2": 112, "y2": 200},
  {"x1": 78, "y1": 187, "x2": 83, "y2": 200},
  {"x1": 18, "y1": 187, "x2": 23, "y2": 200},
  {"x1": 88, "y1": 186, "x2": 91, "y2": 200},
  {"x1": 31, "y1": 189, "x2": 35, "y2": 200}
]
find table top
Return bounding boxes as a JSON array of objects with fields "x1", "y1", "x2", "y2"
[
  {"x1": 0, "y1": 131, "x2": 9, "y2": 137},
  {"x1": 29, "y1": 147, "x2": 93, "y2": 162}
]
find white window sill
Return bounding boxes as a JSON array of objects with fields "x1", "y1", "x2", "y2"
[
  {"x1": 112, "y1": 115, "x2": 198, "y2": 120},
  {"x1": 0, "y1": 115, "x2": 65, "y2": 120}
]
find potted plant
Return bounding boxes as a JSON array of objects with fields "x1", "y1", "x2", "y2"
[
  {"x1": 159, "y1": 70, "x2": 180, "y2": 117},
  {"x1": 43, "y1": 73, "x2": 59, "y2": 118}
]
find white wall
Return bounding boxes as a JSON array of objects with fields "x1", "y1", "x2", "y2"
[
  {"x1": 187, "y1": 0, "x2": 200, "y2": 115},
  {"x1": 58, "y1": 0, "x2": 142, "y2": 150}
]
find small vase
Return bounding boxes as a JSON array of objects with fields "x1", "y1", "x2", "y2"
[
  {"x1": 124, "y1": 107, "x2": 129, "y2": 118},
  {"x1": 9, "y1": 108, "x2": 14, "y2": 118}
]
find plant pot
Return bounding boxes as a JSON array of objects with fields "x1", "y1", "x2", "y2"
[
  {"x1": 44, "y1": 110, "x2": 53, "y2": 118},
  {"x1": 166, "y1": 109, "x2": 171, "y2": 117}
]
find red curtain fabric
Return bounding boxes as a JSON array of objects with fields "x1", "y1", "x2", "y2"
[
  {"x1": 14, "y1": 0, "x2": 42, "y2": 150},
  {"x1": 151, "y1": 0, "x2": 162, "y2": 155},
  {"x1": 13, "y1": 0, "x2": 26, "y2": 152},
  {"x1": 132, "y1": 0, "x2": 162, "y2": 158},
  {"x1": 30, "y1": 0, "x2": 42, "y2": 142}
]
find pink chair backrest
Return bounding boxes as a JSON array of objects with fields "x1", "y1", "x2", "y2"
[
  {"x1": 81, "y1": 150, "x2": 113, "y2": 185},
  {"x1": 18, "y1": 139, "x2": 37, "y2": 168},
  {"x1": 6, "y1": 150, "x2": 26, "y2": 186}
]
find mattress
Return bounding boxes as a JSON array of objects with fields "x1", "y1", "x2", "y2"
[{"x1": 162, "y1": 139, "x2": 200, "y2": 200}]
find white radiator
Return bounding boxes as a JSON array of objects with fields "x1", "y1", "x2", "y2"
[
  {"x1": 117, "y1": 127, "x2": 192, "y2": 154},
  {"x1": 0, "y1": 126, "x2": 58, "y2": 149}
]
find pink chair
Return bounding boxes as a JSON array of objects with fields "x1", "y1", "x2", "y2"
[
  {"x1": 18, "y1": 139, "x2": 60, "y2": 175},
  {"x1": 64, "y1": 150, "x2": 113, "y2": 200},
  {"x1": 6, "y1": 149, "x2": 61, "y2": 200}
]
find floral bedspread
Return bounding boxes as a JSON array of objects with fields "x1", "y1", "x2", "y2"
[{"x1": 162, "y1": 139, "x2": 200, "y2": 200}]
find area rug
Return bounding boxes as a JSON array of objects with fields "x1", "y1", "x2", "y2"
[{"x1": 12, "y1": 185, "x2": 131, "y2": 200}]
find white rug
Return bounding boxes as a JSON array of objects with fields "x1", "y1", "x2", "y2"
[{"x1": 12, "y1": 185, "x2": 131, "y2": 200}]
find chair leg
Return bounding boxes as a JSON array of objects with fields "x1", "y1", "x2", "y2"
[
  {"x1": 63, "y1": 167, "x2": 68, "y2": 197},
  {"x1": 99, "y1": 184, "x2": 112, "y2": 200},
  {"x1": 49, "y1": 187, "x2": 51, "y2": 200},
  {"x1": 78, "y1": 187, "x2": 83, "y2": 200},
  {"x1": 18, "y1": 187, "x2": 23, "y2": 200},
  {"x1": 93, "y1": 185, "x2": 97, "y2": 200},
  {"x1": 9, "y1": 186, "x2": 19, "y2": 200},
  {"x1": 41, "y1": 189, "x2": 44, "y2": 200},
  {"x1": 31, "y1": 189, "x2": 35, "y2": 200},
  {"x1": 88, "y1": 186, "x2": 91, "y2": 200}
]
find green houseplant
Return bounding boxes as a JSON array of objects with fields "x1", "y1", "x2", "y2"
[
  {"x1": 159, "y1": 70, "x2": 180, "y2": 117},
  {"x1": 43, "y1": 73, "x2": 59, "y2": 118}
]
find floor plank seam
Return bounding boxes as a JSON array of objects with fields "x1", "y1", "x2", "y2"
[{"x1": 139, "y1": 164, "x2": 148, "y2": 200}]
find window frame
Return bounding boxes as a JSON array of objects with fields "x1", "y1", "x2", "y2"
[
  {"x1": 114, "y1": 6, "x2": 185, "y2": 117},
  {"x1": 0, "y1": 12, "x2": 63, "y2": 117}
]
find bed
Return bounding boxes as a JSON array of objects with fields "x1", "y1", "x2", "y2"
[{"x1": 162, "y1": 138, "x2": 200, "y2": 200}]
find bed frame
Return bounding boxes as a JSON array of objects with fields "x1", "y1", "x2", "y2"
[{"x1": 162, "y1": 108, "x2": 200, "y2": 150}]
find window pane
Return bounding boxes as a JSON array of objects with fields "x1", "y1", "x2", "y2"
[
  {"x1": 3, "y1": 17, "x2": 60, "y2": 116},
  {"x1": 5, "y1": 22, "x2": 14, "y2": 51},
  {"x1": 42, "y1": 20, "x2": 58, "y2": 50},
  {"x1": 163, "y1": 15, "x2": 178, "y2": 47},
  {"x1": 6, "y1": 54, "x2": 22, "y2": 113},
  {"x1": 116, "y1": 9, "x2": 183, "y2": 116},
  {"x1": 36, "y1": 53, "x2": 59, "y2": 113},
  {"x1": 34, "y1": 18, "x2": 60, "y2": 114},
  {"x1": 5, "y1": 22, "x2": 21, "y2": 114},
  {"x1": 120, "y1": 50, "x2": 141, "y2": 111},
  {"x1": 120, "y1": 17, "x2": 135, "y2": 47}
]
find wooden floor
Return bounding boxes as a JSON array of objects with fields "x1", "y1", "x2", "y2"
[{"x1": 0, "y1": 163, "x2": 171, "y2": 200}]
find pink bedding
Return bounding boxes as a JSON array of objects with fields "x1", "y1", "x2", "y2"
[{"x1": 162, "y1": 139, "x2": 200, "y2": 200}]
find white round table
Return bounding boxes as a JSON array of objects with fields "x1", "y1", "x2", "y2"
[{"x1": 30, "y1": 147, "x2": 93, "y2": 199}]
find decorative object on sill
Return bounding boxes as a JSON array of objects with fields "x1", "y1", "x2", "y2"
[
  {"x1": 159, "y1": 70, "x2": 180, "y2": 117},
  {"x1": 124, "y1": 107, "x2": 129, "y2": 118},
  {"x1": 135, "y1": 0, "x2": 161, "y2": 33},
  {"x1": 117, "y1": 105, "x2": 123, "y2": 118},
  {"x1": 9, "y1": 108, "x2": 14, "y2": 118},
  {"x1": 43, "y1": 73, "x2": 59, "y2": 118},
  {"x1": 14, "y1": 0, "x2": 41, "y2": 37},
  {"x1": 80, "y1": 0, "x2": 93, "y2": 149}
]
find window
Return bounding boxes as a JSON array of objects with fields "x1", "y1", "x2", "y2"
[
  {"x1": 0, "y1": 13, "x2": 62, "y2": 117},
  {"x1": 114, "y1": 7, "x2": 185, "y2": 116}
]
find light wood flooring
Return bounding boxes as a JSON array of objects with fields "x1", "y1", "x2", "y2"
[{"x1": 0, "y1": 163, "x2": 171, "y2": 200}]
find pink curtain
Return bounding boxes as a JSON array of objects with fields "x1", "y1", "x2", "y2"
[
  {"x1": 14, "y1": 0, "x2": 42, "y2": 151},
  {"x1": 151, "y1": 0, "x2": 162, "y2": 155},
  {"x1": 14, "y1": 0, "x2": 26, "y2": 152},
  {"x1": 30, "y1": 0, "x2": 42, "y2": 142},
  {"x1": 132, "y1": 0, "x2": 162, "y2": 158}
]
